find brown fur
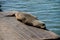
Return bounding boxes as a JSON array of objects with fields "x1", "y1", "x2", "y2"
[
  {"x1": 24, "y1": 18, "x2": 46, "y2": 29},
  {"x1": 15, "y1": 12, "x2": 37, "y2": 23},
  {"x1": 5, "y1": 12, "x2": 37, "y2": 22},
  {"x1": 5, "y1": 11, "x2": 47, "y2": 30}
]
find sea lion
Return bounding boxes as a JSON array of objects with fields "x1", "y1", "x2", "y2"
[
  {"x1": 23, "y1": 17, "x2": 46, "y2": 30},
  {"x1": 5, "y1": 12, "x2": 37, "y2": 22},
  {"x1": 5, "y1": 11, "x2": 47, "y2": 30}
]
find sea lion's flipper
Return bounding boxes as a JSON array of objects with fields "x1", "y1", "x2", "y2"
[{"x1": 4, "y1": 14, "x2": 15, "y2": 17}]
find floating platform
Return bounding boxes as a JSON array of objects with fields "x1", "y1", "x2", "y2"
[{"x1": 0, "y1": 11, "x2": 60, "y2": 40}]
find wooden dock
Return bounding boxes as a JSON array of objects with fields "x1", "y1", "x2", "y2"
[{"x1": 0, "y1": 12, "x2": 60, "y2": 40}]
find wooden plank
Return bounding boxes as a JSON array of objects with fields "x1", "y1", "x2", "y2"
[{"x1": 0, "y1": 12, "x2": 59, "y2": 40}]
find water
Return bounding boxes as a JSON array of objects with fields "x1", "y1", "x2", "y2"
[{"x1": 0, "y1": 0, "x2": 60, "y2": 35}]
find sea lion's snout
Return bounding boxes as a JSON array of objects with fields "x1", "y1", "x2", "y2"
[
  {"x1": 42, "y1": 23, "x2": 45, "y2": 26},
  {"x1": 40, "y1": 23, "x2": 48, "y2": 30},
  {"x1": 40, "y1": 23, "x2": 46, "y2": 28},
  {"x1": 39, "y1": 21, "x2": 45, "y2": 26},
  {"x1": 38, "y1": 21, "x2": 47, "y2": 30}
]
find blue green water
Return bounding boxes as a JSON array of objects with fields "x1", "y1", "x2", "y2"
[{"x1": 0, "y1": 0, "x2": 60, "y2": 35}]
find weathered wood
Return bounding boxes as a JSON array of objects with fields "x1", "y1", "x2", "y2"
[{"x1": 0, "y1": 12, "x2": 60, "y2": 40}]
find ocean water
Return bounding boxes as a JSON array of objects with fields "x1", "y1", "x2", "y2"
[{"x1": 0, "y1": 0, "x2": 60, "y2": 35}]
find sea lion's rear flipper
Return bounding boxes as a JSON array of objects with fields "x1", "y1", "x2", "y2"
[{"x1": 4, "y1": 13, "x2": 15, "y2": 17}]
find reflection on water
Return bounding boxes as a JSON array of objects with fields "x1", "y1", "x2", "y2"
[{"x1": 0, "y1": 0, "x2": 60, "y2": 35}]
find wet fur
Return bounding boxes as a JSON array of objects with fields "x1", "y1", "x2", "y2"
[{"x1": 5, "y1": 12, "x2": 47, "y2": 30}]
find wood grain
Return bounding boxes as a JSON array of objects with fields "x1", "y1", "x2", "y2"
[{"x1": 0, "y1": 12, "x2": 59, "y2": 40}]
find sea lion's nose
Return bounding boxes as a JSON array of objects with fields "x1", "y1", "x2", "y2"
[
  {"x1": 0, "y1": 5, "x2": 2, "y2": 12},
  {"x1": 42, "y1": 23, "x2": 45, "y2": 26},
  {"x1": 39, "y1": 21, "x2": 45, "y2": 26}
]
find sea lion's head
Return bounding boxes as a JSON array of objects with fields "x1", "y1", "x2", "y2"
[{"x1": 32, "y1": 20, "x2": 47, "y2": 30}]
